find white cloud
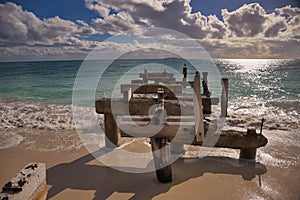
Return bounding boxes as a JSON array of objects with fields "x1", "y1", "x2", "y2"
[
  {"x1": 85, "y1": 0, "x2": 110, "y2": 17},
  {"x1": 200, "y1": 37, "x2": 300, "y2": 58},
  {"x1": 86, "y1": 1, "x2": 299, "y2": 40},
  {"x1": 83, "y1": 1, "x2": 299, "y2": 58},
  {"x1": 0, "y1": 2, "x2": 100, "y2": 61},
  {"x1": 221, "y1": 3, "x2": 287, "y2": 37},
  {"x1": 86, "y1": 0, "x2": 226, "y2": 39},
  {"x1": 275, "y1": 5, "x2": 300, "y2": 37},
  {"x1": 0, "y1": 1, "x2": 299, "y2": 60},
  {"x1": 0, "y1": 2, "x2": 95, "y2": 47},
  {"x1": 92, "y1": 11, "x2": 140, "y2": 34}
]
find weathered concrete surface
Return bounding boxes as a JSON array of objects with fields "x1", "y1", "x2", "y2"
[
  {"x1": 193, "y1": 72, "x2": 204, "y2": 142},
  {"x1": 150, "y1": 137, "x2": 173, "y2": 183},
  {"x1": 192, "y1": 126, "x2": 268, "y2": 149},
  {"x1": 96, "y1": 97, "x2": 218, "y2": 115},
  {"x1": 121, "y1": 84, "x2": 182, "y2": 96},
  {"x1": 139, "y1": 72, "x2": 174, "y2": 78},
  {"x1": 0, "y1": 163, "x2": 47, "y2": 200},
  {"x1": 104, "y1": 113, "x2": 120, "y2": 147},
  {"x1": 118, "y1": 121, "x2": 268, "y2": 149}
]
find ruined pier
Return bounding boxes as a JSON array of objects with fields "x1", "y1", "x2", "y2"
[{"x1": 96, "y1": 67, "x2": 268, "y2": 183}]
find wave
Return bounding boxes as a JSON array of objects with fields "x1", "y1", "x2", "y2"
[
  {"x1": 0, "y1": 131, "x2": 23, "y2": 150},
  {"x1": 0, "y1": 97, "x2": 298, "y2": 132},
  {"x1": 227, "y1": 97, "x2": 299, "y2": 131},
  {"x1": 0, "y1": 101, "x2": 74, "y2": 130},
  {"x1": 0, "y1": 99, "x2": 299, "y2": 172}
]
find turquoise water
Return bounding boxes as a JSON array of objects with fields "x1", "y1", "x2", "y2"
[
  {"x1": 0, "y1": 60, "x2": 80, "y2": 104},
  {"x1": 1, "y1": 58, "x2": 299, "y2": 131},
  {"x1": 217, "y1": 59, "x2": 300, "y2": 101},
  {"x1": 0, "y1": 59, "x2": 299, "y2": 105}
]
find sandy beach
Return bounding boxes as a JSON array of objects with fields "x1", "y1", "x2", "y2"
[
  {"x1": 1, "y1": 0, "x2": 300, "y2": 199},
  {"x1": 0, "y1": 128, "x2": 299, "y2": 200}
]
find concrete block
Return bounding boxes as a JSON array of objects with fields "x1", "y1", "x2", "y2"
[{"x1": 0, "y1": 163, "x2": 47, "y2": 200}]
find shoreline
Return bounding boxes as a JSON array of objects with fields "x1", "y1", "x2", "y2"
[{"x1": 0, "y1": 128, "x2": 299, "y2": 199}]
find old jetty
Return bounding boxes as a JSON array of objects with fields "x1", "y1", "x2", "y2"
[{"x1": 95, "y1": 65, "x2": 268, "y2": 183}]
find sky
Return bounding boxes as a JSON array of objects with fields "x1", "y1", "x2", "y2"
[{"x1": 0, "y1": 0, "x2": 299, "y2": 61}]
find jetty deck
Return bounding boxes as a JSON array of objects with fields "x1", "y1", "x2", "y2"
[{"x1": 95, "y1": 67, "x2": 268, "y2": 183}]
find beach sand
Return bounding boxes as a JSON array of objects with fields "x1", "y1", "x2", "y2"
[{"x1": 0, "y1": 128, "x2": 299, "y2": 200}]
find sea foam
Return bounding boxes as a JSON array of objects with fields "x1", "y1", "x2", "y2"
[
  {"x1": 0, "y1": 131, "x2": 23, "y2": 150},
  {"x1": 0, "y1": 101, "x2": 103, "y2": 131}
]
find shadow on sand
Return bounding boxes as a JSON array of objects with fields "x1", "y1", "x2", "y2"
[{"x1": 47, "y1": 149, "x2": 267, "y2": 200}]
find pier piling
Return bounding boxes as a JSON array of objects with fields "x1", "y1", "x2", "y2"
[
  {"x1": 150, "y1": 137, "x2": 172, "y2": 183},
  {"x1": 104, "y1": 113, "x2": 120, "y2": 147}
]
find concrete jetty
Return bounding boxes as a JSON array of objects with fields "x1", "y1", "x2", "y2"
[
  {"x1": 0, "y1": 163, "x2": 47, "y2": 200},
  {"x1": 95, "y1": 67, "x2": 268, "y2": 183}
]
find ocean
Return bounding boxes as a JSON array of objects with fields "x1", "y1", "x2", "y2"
[
  {"x1": 0, "y1": 58, "x2": 298, "y2": 130},
  {"x1": 0, "y1": 58, "x2": 299, "y2": 199}
]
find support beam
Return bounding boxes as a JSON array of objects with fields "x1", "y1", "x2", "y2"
[
  {"x1": 104, "y1": 113, "x2": 120, "y2": 147},
  {"x1": 139, "y1": 72, "x2": 174, "y2": 78},
  {"x1": 193, "y1": 72, "x2": 205, "y2": 142},
  {"x1": 182, "y1": 64, "x2": 187, "y2": 87},
  {"x1": 150, "y1": 137, "x2": 172, "y2": 183},
  {"x1": 131, "y1": 80, "x2": 143, "y2": 84},
  {"x1": 96, "y1": 97, "x2": 218, "y2": 115},
  {"x1": 183, "y1": 64, "x2": 187, "y2": 80},
  {"x1": 221, "y1": 78, "x2": 229, "y2": 117},
  {"x1": 121, "y1": 84, "x2": 182, "y2": 96},
  {"x1": 202, "y1": 72, "x2": 211, "y2": 97},
  {"x1": 96, "y1": 98, "x2": 191, "y2": 116},
  {"x1": 239, "y1": 127, "x2": 258, "y2": 160},
  {"x1": 239, "y1": 148, "x2": 257, "y2": 160},
  {"x1": 122, "y1": 88, "x2": 131, "y2": 101},
  {"x1": 142, "y1": 70, "x2": 148, "y2": 83}
]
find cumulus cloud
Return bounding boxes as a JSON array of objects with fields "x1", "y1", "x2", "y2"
[
  {"x1": 93, "y1": 11, "x2": 141, "y2": 34},
  {"x1": 0, "y1": 2, "x2": 95, "y2": 47},
  {"x1": 86, "y1": 1, "x2": 299, "y2": 40},
  {"x1": 0, "y1": 1, "x2": 299, "y2": 60},
  {"x1": 85, "y1": 0, "x2": 226, "y2": 39},
  {"x1": 200, "y1": 37, "x2": 300, "y2": 58},
  {"x1": 82, "y1": 1, "x2": 299, "y2": 58},
  {"x1": 221, "y1": 3, "x2": 287, "y2": 37},
  {"x1": 275, "y1": 5, "x2": 300, "y2": 37}
]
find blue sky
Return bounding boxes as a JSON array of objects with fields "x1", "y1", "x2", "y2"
[
  {"x1": 1, "y1": 0, "x2": 99, "y2": 23},
  {"x1": 3, "y1": 0, "x2": 299, "y2": 22},
  {"x1": 192, "y1": 0, "x2": 300, "y2": 15},
  {"x1": 0, "y1": 0, "x2": 299, "y2": 61}
]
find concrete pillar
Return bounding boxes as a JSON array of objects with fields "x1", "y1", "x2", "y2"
[
  {"x1": 193, "y1": 71, "x2": 204, "y2": 142},
  {"x1": 202, "y1": 72, "x2": 211, "y2": 97},
  {"x1": 143, "y1": 70, "x2": 148, "y2": 83},
  {"x1": 239, "y1": 148, "x2": 257, "y2": 160},
  {"x1": 221, "y1": 78, "x2": 229, "y2": 117},
  {"x1": 104, "y1": 113, "x2": 120, "y2": 148},
  {"x1": 183, "y1": 64, "x2": 187, "y2": 79},
  {"x1": 150, "y1": 137, "x2": 172, "y2": 183}
]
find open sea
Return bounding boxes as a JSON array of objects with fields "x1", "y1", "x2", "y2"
[
  {"x1": 0, "y1": 59, "x2": 299, "y2": 199},
  {"x1": 0, "y1": 58, "x2": 298, "y2": 130}
]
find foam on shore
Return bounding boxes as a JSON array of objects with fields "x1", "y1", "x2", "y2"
[
  {"x1": 0, "y1": 98, "x2": 298, "y2": 131},
  {"x1": 0, "y1": 99, "x2": 299, "y2": 169},
  {"x1": 0, "y1": 131, "x2": 23, "y2": 150}
]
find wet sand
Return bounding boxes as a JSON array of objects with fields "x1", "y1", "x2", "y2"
[{"x1": 0, "y1": 128, "x2": 299, "y2": 199}]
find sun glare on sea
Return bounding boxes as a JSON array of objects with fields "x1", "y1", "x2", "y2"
[{"x1": 226, "y1": 59, "x2": 275, "y2": 71}]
